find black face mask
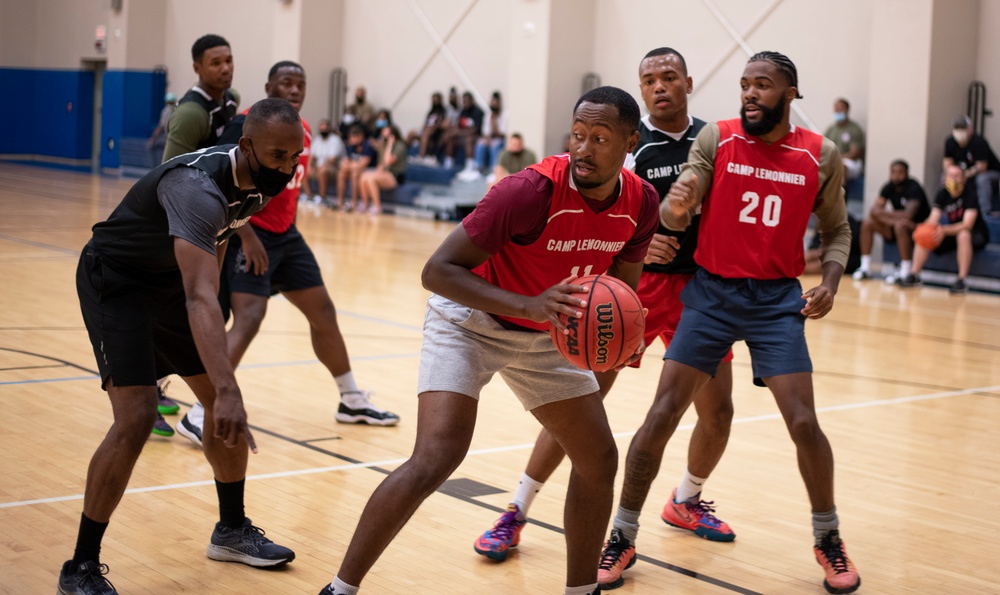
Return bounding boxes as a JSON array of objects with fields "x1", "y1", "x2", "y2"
[
  {"x1": 247, "y1": 140, "x2": 295, "y2": 197},
  {"x1": 319, "y1": 130, "x2": 331, "y2": 138}
]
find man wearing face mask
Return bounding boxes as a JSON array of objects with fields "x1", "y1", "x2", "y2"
[
  {"x1": 823, "y1": 98, "x2": 865, "y2": 189},
  {"x1": 59, "y1": 98, "x2": 302, "y2": 595},
  {"x1": 340, "y1": 86, "x2": 376, "y2": 137},
  {"x1": 308, "y1": 119, "x2": 346, "y2": 204},
  {"x1": 175, "y1": 62, "x2": 399, "y2": 448},
  {"x1": 944, "y1": 115, "x2": 1000, "y2": 217},
  {"x1": 910, "y1": 164, "x2": 990, "y2": 293},
  {"x1": 853, "y1": 159, "x2": 930, "y2": 284}
]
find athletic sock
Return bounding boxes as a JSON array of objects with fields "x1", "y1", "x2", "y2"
[
  {"x1": 334, "y1": 371, "x2": 360, "y2": 396},
  {"x1": 900, "y1": 259, "x2": 912, "y2": 278},
  {"x1": 71, "y1": 513, "x2": 109, "y2": 567},
  {"x1": 674, "y1": 468, "x2": 709, "y2": 503},
  {"x1": 859, "y1": 255, "x2": 871, "y2": 272},
  {"x1": 812, "y1": 507, "x2": 839, "y2": 546},
  {"x1": 511, "y1": 473, "x2": 544, "y2": 521},
  {"x1": 330, "y1": 577, "x2": 359, "y2": 595},
  {"x1": 215, "y1": 479, "x2": 246, "y2": 528},
  {"x1": 564, "y1": 583, "x2": 599, "y2": 595},
  {"x1": 613, "y1": 506, "x2": 641, "y2": 544}
]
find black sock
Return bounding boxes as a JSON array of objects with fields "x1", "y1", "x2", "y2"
[
  {"x1": 71, "y1": 513, "x2": 108, "y2": 567},
  {"x1": 215, "y1": 479, "x2": 246, "y2": 528}
]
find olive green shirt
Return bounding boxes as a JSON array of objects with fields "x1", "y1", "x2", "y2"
[{"x1": 161, "y1": 88, "x2": 241, "y2": 161}]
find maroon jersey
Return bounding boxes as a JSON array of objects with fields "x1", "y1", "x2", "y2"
[
  {"x1": 249, "y1": 118, "x2": 311, "y2": 234},
  {"x1": 696, "y1": 119, "x2": 822, "y2": 279},
  {"x1": 471, "y1": 154, "x2": 652, "y2": 331}
]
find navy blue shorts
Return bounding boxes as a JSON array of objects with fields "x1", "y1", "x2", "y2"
[
  {"x1": 223, "y1": 224, "x2": 325, "y2": 298},
  {"x1": 665, "y1": 269, "x2": 812, "y2": 382}
]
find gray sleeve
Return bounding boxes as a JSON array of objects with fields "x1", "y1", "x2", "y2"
[{"x1": 157, "y1": 167, "x2": 229, "y2": 255}]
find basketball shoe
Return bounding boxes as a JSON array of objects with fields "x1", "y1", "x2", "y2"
[
  {"x1": 176, "y1": 403, "x2": 204, "y2": 448},
  {"x1": 156, "y1": 380, "x2": 179, "y2": 415},
  {"x1": 151, "y1": 412, "x2": 174, "y2": 437},
  {"x1": 57, "y1": 560, "x2": 117, "y2": 594},
  {"x1": 597, "y1": 529, "x2": 636, "y2": 590},
  {"x1": 814, "y1": 530, "x2": 860, "y2": 594},
  {"x1": 336, "y1": 390, "x2": 400, "y2": 426},
  {"x1": 660, "y1": 488, "x2": 735, "y2": 542},
  {"x1": 207, "y1": 518, "x2": 295, "y2": 567},
  {"x1": 474, "y1": 504, "x2": 527, "y2": 561}
]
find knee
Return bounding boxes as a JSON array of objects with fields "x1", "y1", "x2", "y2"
[
  {"x1": 701, "y1": 398, "x2": 734, "y2": 433},
  {"x1": 115, "y1": 404, "x2": 158, "y2": 451},
  {"x1": 785, "y1": 410, "x2": 822, "y2": 445},
  {"x1": 232, "y1": 299, "x2": 267, "y2": 333},
  {"x1": 406, "y1": 448, "x2": 465, "y2": 493},
  {"x1": 645, "y1": 390, "x2": 689, "y2": 435}
]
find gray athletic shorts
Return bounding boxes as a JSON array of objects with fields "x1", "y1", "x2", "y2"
[{"x1": 418, "y1": 294, "x2": 600, "y2": 411}]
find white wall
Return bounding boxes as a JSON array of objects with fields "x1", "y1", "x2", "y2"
[
  {"x1": 0, "y1": 0, "x2": 109, "y2": 68},
  {"x1": 298, "y1": 0, "x2": 344, "y2": 127},
  {"x1": 977, "y1": 0, "x2": 1000, "y2": 153}
]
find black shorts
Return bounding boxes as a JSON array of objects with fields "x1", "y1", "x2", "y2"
[
  {"x1": 934, "y1": 229, "x2": 990, "y2": 254},
  {"x1": 77, "y1": 244, "x2": 206, "y2": 388},
  {"x1": 223, "y1": 224, "x2": 324, "y2": 299}
]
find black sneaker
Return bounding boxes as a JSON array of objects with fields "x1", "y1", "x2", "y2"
[
  {"x1": 317, "y1": 585, "x2": 336, "y2": 595},
  {"x1": 58, "y1": 560, "x2": 118, "y2": 595},
  {"x1": 336, "y1": 391, "x2": 400, "y2": 426},
  {"x1": 207, "y1": 518, "x2": 295, "y2": 567},
  {"x1": 897, "y1": 273, "x2": 921, "y2": 288},
  {"x1": 949, "y1": 278, "x2": 969, "y2": 294},
  {"x1": 176, "y1": 411, "x2": 203, "y2": 448}
]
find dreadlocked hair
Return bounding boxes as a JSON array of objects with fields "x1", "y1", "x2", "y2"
[{"x1": 748, "y1": 51, "x2": 803, "y2": 99}]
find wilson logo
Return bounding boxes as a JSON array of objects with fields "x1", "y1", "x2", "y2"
[{"x1": 595, "y1": 302, "x2": 615, "y2": 365}]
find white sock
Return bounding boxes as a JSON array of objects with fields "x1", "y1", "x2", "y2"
[
  {"x1": 511, "y1": 473, "x2": 544, "y2": 520},
  {"x1": 335, "y1": 371, "x2": 360, "y2": 396},
  {"x1": 812, "y1": 507, "x2": 839, "y2": 546},
  {"x1": 330, "y1": 577, "x2": 359, "y2": 595},
  {"x1": 612, "y1": 506, "x2": 640, "y2": 544},
  {"x1": 674, "y1": 469, "x2": 709, "y2": 503},
  {"x1": 859, "y1": 255, "x2": 871, "y2": 272},
  {"x1": 899, "y1": 259, "x2": 912, "y2": 278},
  {"x1": 564, "y1": 583, "x2": 598, "y2": 595}
]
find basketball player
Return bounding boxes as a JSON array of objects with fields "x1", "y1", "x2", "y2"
[
  {"x1": 174, "y1": 61, "x2": 398, "y2": 448},
  {"x1": 59, "y1": 99, "x2": 301, "y2": 595},
  {"x1": 474, "y1": 49, "x2": 738, "y2": 582},
  {"x1": 154, "y1": 33, "x2": 240, "y2": 435},
  {"x1": 317, "y1": 86, "x2": 658, "y2": 595},
  {"x1": 610, "y1": 52, "x2": 861, "y2": 594}
]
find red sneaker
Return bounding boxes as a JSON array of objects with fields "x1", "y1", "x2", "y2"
[
  {"x1": 597, "y1": 529, "x2": 636, "y2": 590},
  {"x1": 474, "y1": 504, "x2": 526, "y2": 561},
  {"x1": 661, "y1": 488, "x2": 735, "y2": 542},
  {"x1": 814, "y1": 530, "x2": 861, "y2": 594}
]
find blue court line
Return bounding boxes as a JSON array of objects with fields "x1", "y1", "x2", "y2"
[{"x1": 0, "y1": 352, "x2": 419, "y2": 386}]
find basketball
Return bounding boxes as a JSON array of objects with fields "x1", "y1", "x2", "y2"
[
  {"x1": 913, "y1": 222, "x2": 942, "y2": 250},
  {"x1": 549, "y1": 274, "x2": 645, "y2": 372}
]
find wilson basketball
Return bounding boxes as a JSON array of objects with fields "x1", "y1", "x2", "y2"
[
  {"x1": 549, "y1": 274, "x2": 645, "y2": 372},
  {"x1": 913, "y1": 222, "x2": 942, "y2": 250}
]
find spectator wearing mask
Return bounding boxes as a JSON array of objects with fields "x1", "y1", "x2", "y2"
[
  {"x1": 308, "y1": 118, "x2": 346, "y2": 204},
  {"x1": 443, "y1": 91, "x2": 484, "y2": 172},
  {"x1": 340, "y1": 85, "x2": 376, "y2": 137},
  {"x1": 408, "y1": 91, "x2": 449, "y2": 165},
  {"x1": 336, "y1": 124, "x2": 377, "y2": 211},
  {"x1": 823, "y1": 98, "x2": 865, "y2": 185},
  {"x1": 146, "y1": 92, "x2": 177, "y2": 158},
  {"x1": 464, "y1": 91, "x2": 506, "y2": 180},
  {"x1": 358, "y1": 125, "x2": 408, "y2": 215},
  {"x1": 944, "y1": 115, "x2": 1000, "y2": 216}
]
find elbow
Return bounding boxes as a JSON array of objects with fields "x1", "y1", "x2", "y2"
[{"x1": 421, "y1": 260, "x2": 440, "y2": 292}]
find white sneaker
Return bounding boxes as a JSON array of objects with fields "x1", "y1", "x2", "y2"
[
  {"x1": 177, "y1": 402, "x2": 205, "y2": 448},
  {"x1": 336, "y1": 390, "x2": 400, "y2": 426},
  {"x1": 312, "y1": 194, "x2": 323, "y2": 205},
  {"x1": 443, "y1": 156, "x2": 455, "y2": 169},
  {"x1": 883, "y1": 273, "x2": 900, "y2": 285},
  {"x1": 457, "y1": 168, "x2": 482, "y2": 181},
  {"x1": 852, "y1": 269, "x2": 871, "y2": 281}
]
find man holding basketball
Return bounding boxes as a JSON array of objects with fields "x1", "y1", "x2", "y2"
[
  {"x1": 623, "y1": 52, "x2": 861, "y2": 594},
  {"x1": 473, "y1": 48, "x2": 739, "y2": 585},
  {"x1": 318, "y1": 86, "x2": 658, "y2": 595}
]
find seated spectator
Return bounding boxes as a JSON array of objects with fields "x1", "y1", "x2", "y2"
[
  {"x1": 340, "y1": 85, "x2": 377, "y2": 137},
  {"x1": 804, "y1": 194, "x2": 861, "y2": 275},
  {"x1": 308, "y1": 118, "x2": 346, "y2": 204},
  {"x1": 944, "y1": 115, "x2": 1000, "y2": 216},
  {"x1": 372, "y1": 108, "x2": 392, "y2": 140},
  {"x1": 824, "y1": 98, "x2": 865, "y2": 184},
  {"x1": 443, "y1": 91, "x2": 483, "y2": 171},
  {"x1": 853, "y1": 159, "x2": 930, "y2": 284},
  {"x1": 358, "y1": 125, "x2": 408, "y2": 215},
  {"x1": 464, "y1": 91, "x2": 506, "y2": 180},
  {"x1": 910, "y1": 164, "x2": 991, "y2": 293},
  {"x1": 336, "y1": 124, "x2": 377, "y2": 211},
  {"x1": 407, "y1": 92, "x2": 448, "y2": 165},
  {"x1": 146, "y1": 92, "x2": 177, "y2": 156},
  {"x1": 486, "y1": 133, "x2": 537, "y2": 191}
]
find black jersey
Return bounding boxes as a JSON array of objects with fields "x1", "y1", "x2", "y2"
[
  {"x1": 90, "y1": 146, "x2": 268, "y2": 277},
  {"x1": 631, "y1": 115, "x2": 706, "y2": 274},
  {"x1": 179, "y1": 86, "x2": 240, "y2": 149}
]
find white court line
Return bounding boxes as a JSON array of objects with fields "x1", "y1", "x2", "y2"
[{"x1": 3, "y1": 384, "x2": 998, "y2": 510}]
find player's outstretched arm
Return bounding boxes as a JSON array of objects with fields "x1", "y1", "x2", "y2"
[
  {"x1": 421, "y1": 224, "x2": 586, "y2": 330},
  {"x1": 176, "y1": 237, "x2": 257, "y2": 452}
]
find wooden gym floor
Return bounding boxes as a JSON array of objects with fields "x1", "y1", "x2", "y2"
[{"x1": 0, "y1": 162, "x2": 998, "y2": 594}]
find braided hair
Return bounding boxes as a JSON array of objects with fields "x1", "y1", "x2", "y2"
[{"x1": 748, "y1": 51, "x2": 803, "y2": 99}]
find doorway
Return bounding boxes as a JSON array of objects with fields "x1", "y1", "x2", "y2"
[{"x1": 81, "y1": 59, "x2": 106, "y2": 173}]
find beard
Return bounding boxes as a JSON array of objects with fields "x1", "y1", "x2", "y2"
[{"x1": 741, "y1": 94, "x2": 787, "y2": 137}]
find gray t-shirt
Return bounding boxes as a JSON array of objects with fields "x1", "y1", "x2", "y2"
[{"x1": 157, "y1": 166, "x2": 229, "y2": 256}]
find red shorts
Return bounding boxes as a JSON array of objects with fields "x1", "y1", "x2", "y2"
[{"x1": 630, "y1": 271, "x2": 734, "y2": 368}]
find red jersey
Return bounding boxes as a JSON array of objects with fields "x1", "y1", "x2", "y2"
[
  {"x1": 472, "y1": 154, "x2": 652, "y2": 331},
  {"x1": 696, "y1": 118, "x2": 821, "y2": 279},
  {"x1": 250, "y1": 118, "x2": 311, "y2": 233}
]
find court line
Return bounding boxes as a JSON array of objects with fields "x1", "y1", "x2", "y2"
[{"x1": 5, "y1": 382, "x2": 997, "y2": 510}]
